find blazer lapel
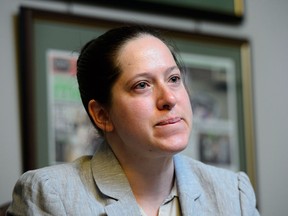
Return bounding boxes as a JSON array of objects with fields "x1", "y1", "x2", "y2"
[
  {"x1": 91, "y1": 142, "x2": 141, "y2": 215},
  {"x1": 174, "y1": 155, "x2": 202, "y2": 216}
]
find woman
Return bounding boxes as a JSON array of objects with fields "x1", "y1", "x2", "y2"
[{"x1": 7, "y1": 25, "x2": 260, "y2": 216}]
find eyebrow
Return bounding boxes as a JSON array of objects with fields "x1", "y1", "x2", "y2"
[
  {"x1": 133, "y1": 65, "x2": 179, "y2": 79},
  {"x1": 165, "y1": 65, "x2": 179, "y2": 74},
  {"x1": 123, "y1": 65, "x2": 179, "y2": 88}
]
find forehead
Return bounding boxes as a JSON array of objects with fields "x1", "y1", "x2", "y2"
[
  {"x1": 122, "y1": 34, "x2": 169, "y2": 52},
  {"x1": 117, "y1": 35, "x2": 174, "y2": 67}
]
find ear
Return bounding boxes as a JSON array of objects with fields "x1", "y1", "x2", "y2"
[{"x1": 88, "y1": 99, "x2": 114, "y2": 132}]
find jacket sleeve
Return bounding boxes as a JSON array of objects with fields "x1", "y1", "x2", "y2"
[
  {"x1": 238, "y1": 172, "x2": 260, "y2": 216},
  {"x1": 6, "y1": 170, "x2": 67, "y2": 216}
]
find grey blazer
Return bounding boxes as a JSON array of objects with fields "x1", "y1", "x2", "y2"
[{"x1": 7, "y1": 142, "x2": 260, "y2": 216}]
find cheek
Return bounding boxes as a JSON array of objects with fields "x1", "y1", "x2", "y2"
[
  {"x1": 181, "y1": 91, "x2": 193, "y2": 118},
  {"x1": 111, "y1": 98, "x2": 152, "y2": 124}
]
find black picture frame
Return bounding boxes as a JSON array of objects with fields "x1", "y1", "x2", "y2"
[{"x1": 50, "y1": 0, "x2": 245, "y2": 24}]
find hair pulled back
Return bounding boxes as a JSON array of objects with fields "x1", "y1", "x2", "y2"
[{"x1": 76, "y1": 25, "x2": 181, "y2": 133}]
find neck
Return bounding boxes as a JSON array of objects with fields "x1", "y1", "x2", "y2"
[
  {"x1": 123, "y1": 156, "x2": 175, "y2": 216},
  {"x1": 124, "y1": 155, "x2": 175, "y2": 194}
]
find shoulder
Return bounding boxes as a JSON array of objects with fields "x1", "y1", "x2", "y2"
[
  {"x1": 176, "y1": 154, "x2": 254, "y2": 191},
  {"x1": 175, "y1": 154, "x2": 259, "y2": 215},
  {"x1": 15, "y1": 156, "x2": 93, "y2": 199},
  {"x1": 20, "y1": 156, "x2": 92, "y2": 184},
  {"x1": 7, "y1": 156, "x2": 99, "y2": 215},
  {"x1": 175, "y1": 154, "x2": 239, "y2": 183}
]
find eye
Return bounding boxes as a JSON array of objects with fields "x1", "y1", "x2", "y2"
[
  {"x1": 134, "y1": 81, "x2": 150, "y2": 89},
  {"x1": 169, "y1": 75, "x2": 181, "y2": 83}
]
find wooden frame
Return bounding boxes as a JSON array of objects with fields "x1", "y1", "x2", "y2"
[{"x1": 18, "y1": 6, "x2": 256, "y2": 189}]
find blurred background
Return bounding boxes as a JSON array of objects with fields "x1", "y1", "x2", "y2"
[{"x1": 0, "y1": 0, "x2": 287, "y2": 215}]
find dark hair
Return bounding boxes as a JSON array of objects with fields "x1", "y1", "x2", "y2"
[{"x1": 77, "y1": 25, "x2": 183, "y2": 134}]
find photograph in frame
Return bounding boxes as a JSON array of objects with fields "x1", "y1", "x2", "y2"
[
  {"x1": 47, "y1": 50, "x2": 99, "y2": 164},
  {"x1": 181, "y1": 53, "x2": 239, "y2": 172}
]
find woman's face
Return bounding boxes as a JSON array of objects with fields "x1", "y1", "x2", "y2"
[{"x1": 107, "y1": 35, "x2": 193, "y2": 159}]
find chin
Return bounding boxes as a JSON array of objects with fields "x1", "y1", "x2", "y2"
[{"x1": 160, "y1": 137, "x2": 189, "y2": 155}]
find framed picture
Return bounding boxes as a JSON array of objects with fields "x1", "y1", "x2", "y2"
[
  {"x1": 19, "y1": 7, "x2": 256, "y2": 188},
  {"x1": 64, "y1": 0, "x2": 244, "y2": 24}
]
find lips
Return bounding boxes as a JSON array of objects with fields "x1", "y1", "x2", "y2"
[{"x1": 156, "y1": 117, "x2": 182, "y2": 126}]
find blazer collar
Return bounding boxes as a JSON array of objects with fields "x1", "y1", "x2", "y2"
[
  {"x1": 91, "y1": 142, "x2": 140, "y2": 215},
  {"x1": 174, "y1": 154, "x2": 202, "y2": 215}
]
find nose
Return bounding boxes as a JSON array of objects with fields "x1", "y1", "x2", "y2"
[{"x1": 156, "y1": 85, "x2": 177, "y2": 110}]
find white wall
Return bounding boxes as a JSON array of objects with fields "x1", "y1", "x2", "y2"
[
  {"x1": 1, "y1": 0, "x2": 288, "y2": 215},
  {"x1": 0, "y1": 0, "x2": 22, "y2": 204}
]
